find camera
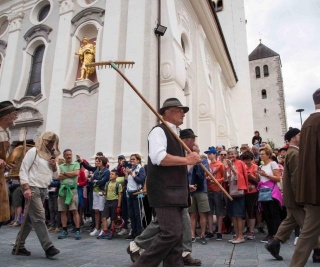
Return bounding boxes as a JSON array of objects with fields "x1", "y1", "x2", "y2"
[{"x1": 124, "y1": 161, "x2": 132, "y2": 168}]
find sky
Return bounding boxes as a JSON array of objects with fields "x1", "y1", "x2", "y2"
[{"x1": 244, "y1": 0, "x2": 320, "y2": 128}]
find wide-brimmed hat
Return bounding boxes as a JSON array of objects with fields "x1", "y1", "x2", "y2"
[
  {"x1": 0, "y1": 101, "x2": 19, "y2": 118},
  {"x1": 180, "y1": 128, "x2": 197, "y2": 139},
  {"x1": 204, "y1": 147, "x2": 217, "y2": 154},
  {"x1": 159, "y1": 98, "x2": 189, "y2": 115}
]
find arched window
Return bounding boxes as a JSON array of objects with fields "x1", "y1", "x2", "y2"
[
  {"x1": 261, "y1": 89, "x2": 267, "y2": 99},
  {"x1": 25, "y1": 45, "x2": 45, "y2": 97},
  {"x1": 263, "y1": 65, "x2": 269, "y2": 77},
  {"x1": 217, "y1": 0, "x2": 223, "y2": 11},
  {"x1": 255, "y1": 66, "x2": 260, "y2": 78}
]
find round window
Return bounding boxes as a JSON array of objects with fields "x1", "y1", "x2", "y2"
[
  {"x1": 0, "y1": 16, "x2": 9, "y2": 37},
  {"x1": 38, "y1": 4, "x2": 50, "y2": 22}
]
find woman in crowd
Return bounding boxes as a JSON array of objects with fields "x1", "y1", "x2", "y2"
[
  {"x1": 256, "y1": 147, "x2": 282, "y2": 243},
  {"x1": 252, "y1": 131, "x2": 262, "y2": 146},
  {"x1": 241, "y1": 151, "x2": 259, "y2": 240},
  {"x1": 124, "y1": 154, "x2": 146, "y2": 240},
  {"x1": 226, "y1": 149, "x2": 248, "y2": 244},
  {"x1": 89, "y1": 156, "x2": 110, "y2": 236}
]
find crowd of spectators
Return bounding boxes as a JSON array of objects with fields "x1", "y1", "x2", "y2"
[{"x1": 4, "y1": 130, "x2": 293, "y2": 250}]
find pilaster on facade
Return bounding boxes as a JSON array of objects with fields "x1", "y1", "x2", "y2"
[
  {"x1": 59, "y1": 0, "x2": 75, "y2": 15},
  {"x1": 8, "y1": 11, "x2": 24, "y2": 33}
]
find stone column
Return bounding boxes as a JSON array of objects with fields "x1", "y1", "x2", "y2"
[
  {"x1": 45, "y1": 0, "x2": 75, "y2": 134},
  {"x1": 120, "y1": 0, "x2": 148, "y2": 157},
  {"x1": 94, "y1": 0, "x2": 123, "y2": 159},
  {"x1": 0, "y1": 12, "x2": 24, "y2": 101}
]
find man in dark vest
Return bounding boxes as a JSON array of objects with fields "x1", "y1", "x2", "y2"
[
  {"x1": 133, "y1": 98, "x2": 201, "y2": 267},
  {"x1": 290, "y1": 88, "x2": 320, "y2": 267}
]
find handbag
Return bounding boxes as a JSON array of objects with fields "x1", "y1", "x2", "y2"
[
  {"x1": 258, "y1": 184, "x2": 275, "y2": 202},
  {"x1": 229, "y1": 179, "x2": 244, "y2": 198}
]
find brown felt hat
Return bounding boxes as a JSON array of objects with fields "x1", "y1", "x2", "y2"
[{"x1": 159, "y1": 98, "x2": 189, "y2": 115}]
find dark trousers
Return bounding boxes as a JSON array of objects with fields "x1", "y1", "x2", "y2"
[
  {"x1": 48, "y1": 194, "x2": 60, "y2": 228},
  {"x1": 127, "y1": 196, "x2": 143, "y2": 236},
  {"x1": 133, "y1": 207, "x2": 184, "y2": 267},
  {"x1": 261, "y1": 199, "x2": 281, "y2": 236},
  {"x1": 122, "y1": 189, "x2": 129, "y2": 228}
]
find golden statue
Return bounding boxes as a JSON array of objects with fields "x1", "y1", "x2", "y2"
[{"x1": 75, "y1": 37, "x2": 96, "y2": 80}]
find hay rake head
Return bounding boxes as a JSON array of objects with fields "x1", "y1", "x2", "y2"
[{"x1": 86, "y1": 61, "x2": 135, "y2": 70}]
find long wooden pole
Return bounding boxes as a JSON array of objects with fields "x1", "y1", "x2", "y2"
[{"x1": 88, "y1": 61, "x2": 233, "y2": 201}]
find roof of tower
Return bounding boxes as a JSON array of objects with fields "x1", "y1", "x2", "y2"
[{"x1": 249, "y1": 42, "x2": 279, "y2": 61}]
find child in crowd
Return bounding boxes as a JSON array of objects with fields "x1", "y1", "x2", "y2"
[{"x1": 98, "y1": 170, "x2": 122, "y2": 240}]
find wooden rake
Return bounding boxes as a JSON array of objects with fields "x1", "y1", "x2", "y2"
[{"x1": 86, "y1": 61, "x2": 233, "y2": 201}]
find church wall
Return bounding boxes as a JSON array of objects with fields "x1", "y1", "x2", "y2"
[
  {"x1": 216, "y1": 0, "x2": 254, "y2": 146},
  {"x1": 0, "y1": 0, "x2": 255, "y2": 162}
]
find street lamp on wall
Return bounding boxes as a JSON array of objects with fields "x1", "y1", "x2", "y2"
[
  {"x1": 154, "y1": 24, "x2": 167, "y2": 36},
  {"x1": 296, "y1": 109, "x2": 304, "y2": 127}
]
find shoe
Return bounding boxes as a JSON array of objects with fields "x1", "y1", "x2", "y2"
[
  {"x1": 261, "y1": 235, "x2": 272, "y2": 243},
  {"x1": 11, "y1": 221, "x2": 21, "y2": 227},
  {"x1": 107, "y1": 232, "x2": 114, "y2": 240},
  {"x1": 125, "y1": 234, "x2": 135, "y2": 241},
  {"x1": 246, "y1": 231, "x2": 255, "y2": 240},
  {"x1": 47, "y1": 226, "x2": 54, "y2": 232},
  {"x1": 199, "y1": 236, "x2": 207, "y2": 245},
  {"x1": 182, "y1": 254, "x2": 202, "y2": 266},
  {"x1": 58, "y1": 230, "x2": 68, "y2": 239},
  {"x1": 98, "y1": 229, "x2": 103, "y2": 236},
  {"x1": 127, "y1": 245, "x2": 140, "y2": 263},
  {"x1": 75, "y1": 231, "x2": 81, "y2": 240},
  {"x1": 265, "y1": 239, "x2": 283, "y2": 260},
  {"x1": 313, "y1": 248, "x2": 320, "y2": 263},
  {"x1": 257, "y1": 226, "x2": 266, "y2": 234},
  {"x1": 45, "y1": 246, "x2": 60, "y2": 258},
  {"x1": 216, "y1": 233, "x2": 223, "y2": 241},
  {"x1": 89, "y1": 228, "x2": 99, "y2": 236},
  {"x1": 294, "y1": 236, "x2": 298, "y2": 246},
  {"x1": 97, "y1": 232, "x2": 110, "y2": 239},
  {"x1": 232, "y1": 238, "x2": 245, "y2": 244},
  {"x1": 8, "y1": 220, "x2": 15, "y2": 226},
  {"x1": 191, "y1": 237, "x2": 196, "y2": 243},
  {"x1": 12, "y1": 247, "x2": 31, "y2": 256},
  {"x1": 118, "y1": 228, "x2": 129, "y2": 236},
  {"x1": 228, "y1": 238, "x2": 235, "y2": 243},
  {"x1": 205, "y1": 232, "x2": 214, "y2": 239},
  {"x1": 54, "y1": 227, "x2": 61, "y2": 233}
]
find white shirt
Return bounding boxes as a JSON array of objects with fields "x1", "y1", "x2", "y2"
[
  {"x1": 148, "y1": 122, "x2": 180, "y2": 165},
  {"x1": 260, "y1": 161, "x2": 279, "y2": 183},
  {"x1": 20, "y1": 147, "x2": 59, "y2": 188},
  {"x1": 0, "y1": 125, "x2": 10, "y2": 142}
]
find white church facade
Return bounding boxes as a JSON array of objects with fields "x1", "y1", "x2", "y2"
[{"x1": 0, "y1": 0, "x2": 254, "y2": 164}]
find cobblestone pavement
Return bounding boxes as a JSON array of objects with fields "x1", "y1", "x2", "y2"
[{"x1": 0, "y1": 225, "x2": 317, "y2": 266}]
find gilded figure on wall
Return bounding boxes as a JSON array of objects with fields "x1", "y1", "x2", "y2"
[{"x1": 75, "y1": 37, "x2": 96, "y2": 80}]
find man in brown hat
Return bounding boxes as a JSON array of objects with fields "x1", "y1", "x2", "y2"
[
  {"x1": 0, "y1": 101, "x2": 18, "y2": 226},
  {"x1": 290, "y1": 88, "x2": 320, "y2": 266},
  {"x1": 133, "y1": 98, "x2": 201, "y2": 267},
  {"x1": 12, "y1": 132, "x2": 61, "y2": 258}
]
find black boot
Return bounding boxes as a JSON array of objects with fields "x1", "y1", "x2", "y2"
[
  {"x1": 45, "y1": 246, "x2": 60, "y2": 258},
  {"x1": 265, "y1": 239, "x2": 283, "y2": 260},
  {"x1": 312, "y1": 248, "x2": 320, "y2": 263}
]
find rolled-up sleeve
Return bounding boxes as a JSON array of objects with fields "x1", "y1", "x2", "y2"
[{"x1": 148, "y1": 127, "x2": 167, "y2": 165}]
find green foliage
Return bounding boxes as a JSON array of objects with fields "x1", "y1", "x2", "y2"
[{"x1": 266, "y1": 139, "x2": 276, "y2": 150}]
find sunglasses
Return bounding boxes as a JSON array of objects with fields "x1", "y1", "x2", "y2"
[{"x1": 220, "y1": 154, "x2": 227, "y2": 156}]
